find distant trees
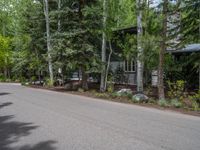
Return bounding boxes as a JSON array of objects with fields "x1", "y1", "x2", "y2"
[
  {"x1": 0, "y1": 36, "x2": 12, "y2": 78},
  {"x1": 181, "y1": 0, "x2": 200, "y2": 43}
]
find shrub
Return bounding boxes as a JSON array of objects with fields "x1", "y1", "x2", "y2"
[
  {"x1": 107, "y1": 82, "x2": 114, "y2": 93},
  {"x1": 167, "y1": 80, "x2": 185, "y2": 101},
  {"x1": 110, "y1": 92, "x2": 119, "y2": 98},
  {"x1": 148, "y1": 99, "x2": 157, "y2": 104},
  {"x1": 31, "y1": 76, "x2": 37, "y2": 82},
  {"x1": 158, "y1": 99, "x2": 169, "y2": 107},
  {"x1": 191, "y1": 101, "x2": 199, "y2": 111},
  {"x1": 189, "y1": 90, "x2": 200, "y2": 105},
  {"x1": 189, "y1": 90, "x2": 200, "y2": 111},
  {"x1": 78, "y1": 88, "x2": 84, "y2": 93},
  {"x1": 95, "y1": 93, "x2": 109, "y2": 99},
  {"x1": 170, "y1": 99, "x2": 182, "y2": 108},
  {"x1": 0, "y1": 74, "x2": 6, "y2": 82},
  {"x1": 20, "y1": 77, "x2": 26, "y2": 83},
  {"x1": 44, "y1": 78, "x2": 53, "y2": 87}
]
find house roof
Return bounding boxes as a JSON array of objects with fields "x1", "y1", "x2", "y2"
[{"x1": 170, "y1": 44, "x2": 200, "y2": 54}]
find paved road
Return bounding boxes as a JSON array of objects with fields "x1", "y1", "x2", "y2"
[{"x1": 0, "y1": 83, "x2": 200, "y2": 150}]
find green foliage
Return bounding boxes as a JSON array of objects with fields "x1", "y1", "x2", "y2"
[
  {"x1": 95, "y1": 93, "x2": 110, "y2": 99},
  {"x1": 44, "y1": 77, "x2": 53, "y2": 87},
  {"x1": 0, "y1": 74, "x2": 6, "y2": 82},
  {"x1": 158, "y1": 99, "x2": 169, "y2": 107},
  {"x1": 148, "y1": 99, "x2": 157, "y2": 104},
  {"x1": 78, "y1": 88, "x2": 85, "y2": 93},
  {"x1": 110, "y1": 90, "x2": 133, "y2": 100},
  {"x1": 0, "y1": 35, "x2": 12, "y2": 69},
  {"x1": 107, "y1": 82, "x2": 114, "y2": 93},
  {"x1": 31, "y1": 76, "x2": 37, "y2": 82},
  {"x1": 191, "y1": 100, "x2": 199, "y2": 111},
  {"x1": 189, "y1": 90, "x2": 200, "y2": 110},
  {"x1": 180, "y1": 0, "x2": 200, "y2": 43},
  {"x1": 170, "y1": 99, "x2": 183, "y2": 108},
  {"x1": 167, "y1": 80, "x2": 185, "y2": 101}
]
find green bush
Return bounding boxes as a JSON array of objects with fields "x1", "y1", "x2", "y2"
[
  {"x1": 44, "y1": 77, "x2": 53, "y2": 87},
  {"x1": 31, "y1": 76, "x2": 37, "y2": 82},
  {"x1": 170, "y1": 99, "x2": 182, "y2": 108},
  {"x1": 78, "y1": 88, "x2": 84, "y2": 93},
  {"x1": 20, "y1": 77, "x2": 26, "y2": 83},
  {"x1": 148, "y1": 99, "x2": 157, "y2": 104},
  {"x1": 189, "y1": 91, "x2": 200, "y2": 111},
  {"x1": 95, "y1": 93, "x2": 109, "y2": 99},
  {"x1": 189, "y1": 90, "x2": 200, "y2": 104},
  {"x1": 107, "y1": 82, "x2": 114, "y2": 93},
  {"x1": 158, "y1": 99, "x2": 169, "y2": 107},
  {"x1": 191, "y1": 101, "x2": 199, "y2": 111},
  {"x1": 110, "y1": 92, "x2": 119, "y2": 98},
  {"x1": 167, "y1": 80, "x2": 185, "y2": 101},
  {"x1": 0, "y1": 74, "x2": 6, "y2": 82}
]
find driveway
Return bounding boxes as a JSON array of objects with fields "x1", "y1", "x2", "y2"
[{"x1": 0, "y1": 83, "x2": 200, "y2": 150}]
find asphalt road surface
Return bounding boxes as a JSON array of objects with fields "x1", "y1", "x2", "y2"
[{"x1": 0, "y1": 83, "x2": 200, "y2": 150}]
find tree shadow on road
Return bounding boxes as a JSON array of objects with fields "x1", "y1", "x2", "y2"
[
  {"x1": 0, "y1": 102, "x2": 13, "y2": 109},
  {"x1": 0, "y1": 103, "x2": 57, "y2": 150},
  {"x1": 0, "y1": 93, "x2": 11, "y2": 96}
]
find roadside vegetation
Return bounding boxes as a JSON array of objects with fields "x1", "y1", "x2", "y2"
[{"x1": 0, "y1": 0, "x2": 199, "y2": 112}]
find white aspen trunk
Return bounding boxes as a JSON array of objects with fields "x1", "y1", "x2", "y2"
[
  {"x1": 100, "y1": 0, "x2": 108, "y2": 92},
  {"x1": 104, "y1": 41, "x2": 113, "y2": 90},
  {"x1": 2, "y1": 22, "x2": 7, "y2": 78},
  {"x1": 43, "y1": 0, "x2": 54, "y2": 85},
  {"x1": 158, "y1": 0, "x2": 168, "y2": 100},
  {"x1": 136, "y1": 0, "x2": 144, "y2": 93},
  {"x1": 57, "y1": 0, "x2": 61, "y2": 32}
]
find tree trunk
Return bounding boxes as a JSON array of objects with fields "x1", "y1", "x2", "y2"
[
  {"x1": 100, "y1": 0, "x2": 108, "y2": 92},
  {"x1": 104, "y1": 40, "x2": 113, "y2": 90},
  {"x1": 158, "y1": 0, "x2": 168, "y2": 100},
  {"x1": 57, "y1": 0, "x2": 61, "y2": 32},
  {"x1": 136, "y1": 0, "x2": 144, "y2": 93},
  {"x1": 81, "y1": 67, "x2": 88, "y2": 91},
  {"x1": 43, "y1": 0, "x2": 54, "y2": 85}
]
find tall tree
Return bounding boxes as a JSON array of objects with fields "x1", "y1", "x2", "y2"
[
  {"x1": 100, "y1": 0, "x2": 108, "y2": 92},
  {"x1": 158, "y1": 0, "x2": 168, "y2": 100},
  {"x1": 181, "y1": 0, "x2": 200, "y2": 43},
  {"x1": 136, "y1": 0, "x2": 144, "y2": 93},
  {"x1": 43, "y1": 0, "x2": 54, "y2": 85}
]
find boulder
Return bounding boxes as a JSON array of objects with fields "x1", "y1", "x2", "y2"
[
  {"x1": 132, "y1": 93, "x2": 149, "y2": 103},
  {"x1": 116, "y1": 89, "x2": 132, "y2": 96},
  {"x1": 64, "y1": 83, "x2": 72, "y2": 90}
]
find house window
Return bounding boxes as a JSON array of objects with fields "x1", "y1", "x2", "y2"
[{"x1": 124, "y1": 60, "x2": 135, "y2": 72}]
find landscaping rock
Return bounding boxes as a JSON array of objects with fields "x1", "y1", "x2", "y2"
[
  {"x1": 116, "y1": 89, "x2": 133, "y2": 96},
  {"x1": 64, "y1": 83, "x2": 72, "y2": 90},
  {"x1": 132, "y1": 93, "x2": 149, "y2": 103},
  {"x1": 72, "y1": 82, "x2": 81, "y2": 90}
]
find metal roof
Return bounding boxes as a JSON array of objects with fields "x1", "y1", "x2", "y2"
[{"x1": 170, "y1": 44, "x2": 200, "y2": 53}]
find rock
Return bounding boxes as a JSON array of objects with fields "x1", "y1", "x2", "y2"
[
  {"x1": 71, "y1": 82, "x2": 81, "y2": 90},
  {"x1": 132, "y1": 94, "x2": 149, "y2": 103},
  {"x1": 64, "y1": 83, "x2": 72, "y2": 90},
  {"x1": 117, "y1": 89, "x2": 132, "y2": 94},
  {"x1": 116, "y1": 89, "x2": 132, "y2": 96}
]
